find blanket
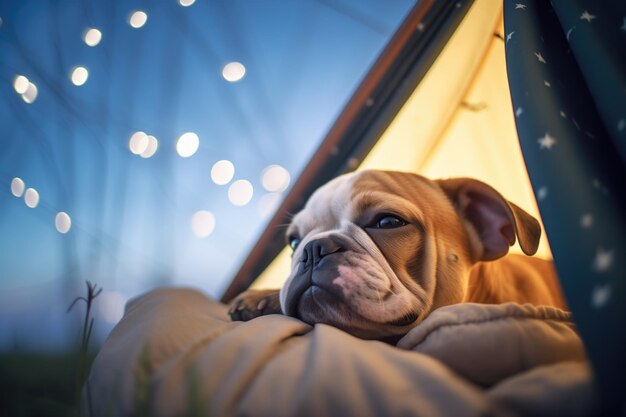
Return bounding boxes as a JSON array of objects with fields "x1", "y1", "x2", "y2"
[{"x1": 86, "y1": 288, "x2": 596, "y2": 417}]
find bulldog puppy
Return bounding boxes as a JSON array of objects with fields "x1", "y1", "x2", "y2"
[{"x1": 229, "y1": 170, "x2": 566, "y2": 339}]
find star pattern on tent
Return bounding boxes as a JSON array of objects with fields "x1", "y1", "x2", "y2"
[
  {"x1": 538, "y1": 133, "x2": 556, "y2": 149},
  {"x1": 515, "y1": 3, "x2": 527, "y2": 10},
  {"x1": 593, "y1": 248, "x2": 614, "y2": 272},
  {"x1": 534, "y1": 52, "x2": 546, "y2": 63},
  {"x1": 515, "y1": 107, "x2": 523, "y2": 117},
  {"x1": 580, "y1": 213, "x2": 594, "y2": 229},
  {"x1": 591, "y1": 284, "x2": 611, "y2": 309},
  {"x1": 504, "y1": 0, "x2": 626, "y2": 375},
  {"x1": 580, "y1": 11, "x2": 596, "y2": 22}
]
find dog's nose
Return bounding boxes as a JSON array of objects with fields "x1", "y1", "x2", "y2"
[
  {"x1": 285, "y1": 236, "x2": 348, "y2": 319},
  {"x1": 301, "y1": 237, "x2": 344, "y2": 265}
]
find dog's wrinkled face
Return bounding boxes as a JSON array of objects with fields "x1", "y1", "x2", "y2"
[{"x1": 279, "y1": 170, "x2": 475, "y2": 339}]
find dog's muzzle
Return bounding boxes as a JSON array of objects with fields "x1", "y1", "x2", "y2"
[
  {"x1": 283, "y1": 234, "x2": 421, "y2": 338},
  {"x1": 283, "y1": 236, "x2": 348, "y2": 319}
]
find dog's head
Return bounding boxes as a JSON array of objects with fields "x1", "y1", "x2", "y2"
[{"x1": 279, "y1": 170, "x2": 541, "y2": 338}]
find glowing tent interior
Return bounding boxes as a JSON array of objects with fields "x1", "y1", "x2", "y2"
[{"x1": 241, "y1": 0, "x2": 547, "y2": 293}]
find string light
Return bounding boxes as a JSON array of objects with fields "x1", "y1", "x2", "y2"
[
  {"x1": 14, "y1": 75, "x2": 37, "y2": 103},
  {"x1": 140, "y1": 135, "x2": 159, "y2": 158},
  {"x1": 55, "y1": 212, "x2": 72, "y2": 234},
  {"x1": 129, "y1": 11, "x2": 148, "y2": 29},
  {"x1": 258, "y1": 192, "x2": 281, "y2": 219},
  {"x1": 22, "y1": 83, "x2": 38, "y2": 103},
  {"x1": 261, "y1": 164, "x2": 290, "y2": 192},
  {"x1": 211, "y1": 160, "x2": 235, "y2": 185},
  {"x1": 13, "y1": 75, "x2": 29, "y2": 94},
  {"x1": 98, "y1": 291, "x2": 127, "y2": 324},
  {"x1": 83, "y1": 28, "x2": 102, "y2": 46},
  {"x1": 24, "y1": 188, "x2": 39, "y2": 208},
  {"x1": 128, "y1": 131, "x2": 149, "y2": 155},
  {"x1": 71, "y1": 66, "x2": 89, "y2": 86},
  {"x1": 11, "y1": 177, "x2": 25, "y2": 197},
  {"x1": 222, "y1": 62, "x2": 246, "y2": 82},
  {"x1": 228, "y1": 180, "x2": 253, "y2": 206},
  {"x1": 191, "y1": 210, "x2": 216, "y2": 238},
  {"x1": 176, "y1": 132, "x2": 200, "y2": 158}
]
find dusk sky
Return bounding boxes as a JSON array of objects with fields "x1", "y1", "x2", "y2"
[{"x1": 0, "y1": 0, "x2": 413, "y2": 350}]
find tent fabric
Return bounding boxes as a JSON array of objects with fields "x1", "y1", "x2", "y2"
[
  {"x1": 503, "y1": 0, "x2": 626, "y2": 412},
  {"x1": 550, "y1": 0, "x2": 626, "y2": 162},
  {"x1": 86, "y1": 288, "x2": 595, "y2": 417}
]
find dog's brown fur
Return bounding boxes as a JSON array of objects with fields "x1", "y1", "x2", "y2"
[
  {"x1": 467, "y1": 255, "x2": 565, "y2": 308},
  {"x1": 229, "y1": 170, "x2": 566, "y2": 336}
]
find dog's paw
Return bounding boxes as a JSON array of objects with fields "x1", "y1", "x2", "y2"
[{"x1": 228, "y1": 289, "x2": 282, "y2": 321}]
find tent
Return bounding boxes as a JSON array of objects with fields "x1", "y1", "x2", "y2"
[{"x1": 222, "y1": 0, "x2": 626, "y2": 413}]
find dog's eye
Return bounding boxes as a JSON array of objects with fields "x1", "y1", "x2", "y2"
[
  {"x1": 289, "y1": 237, "x2": 301, "y2": 250},
  {"x1": 375, "y1": 215, "x2": 407, "y2": 229}
]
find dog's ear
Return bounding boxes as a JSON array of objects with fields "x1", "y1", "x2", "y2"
[{"x1": 436, "y1": 178, "x2": 541, "y2": 262}]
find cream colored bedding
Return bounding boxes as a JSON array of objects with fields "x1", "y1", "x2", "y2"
[{"x1": 87, "y1": 288, "x2": 596, "y2": 417}]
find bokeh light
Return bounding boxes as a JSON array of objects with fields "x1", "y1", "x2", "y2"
[
  {"x1": 210, "y1": 160, "x2": 235, "y2": 185},
  {"x1": 261, "y1": 164, "x2": 290, "y2": 192},
  {"x1": 179, "y1": 0, "x2": 196, "y2": 7},
  {"x1": 84, "y1": 28, "x2": 102, "y2": 46},
  {"x1": 129, "y1": 11, "x2": 148, "y2": 29},
  {"x1": 98, "y1": 291, "x2": 127, "y2": 324},
  {"x1": 24, "y1": 188, "x2": 39, "y2": 208},
  {"x1": 129, "y1": 131, "x2": 149, "y2": 155},
  {"x1": 55, "y1": 212, "x2": 72, "y2": 234},
  {"x1": 176, "y1": 132, "x2": 200, "y2": 157},
  {"x1": 71, "y1": 66, "x2": 89, "y2": 86},
  {"x1": 222, "y1": 62, "x2": 246, "y2": 82},
  {"x1": 140, "y1": 135, "x2": 159, "y2": 158},
  {"x1": 191, "y1": 210, "x2": 216, "y2": 238},
  {"x1": 22, "y1": 82, "x2": 38, "y2": 103},
  {"x1": 13, "y1": 75, "x2": 29, "y2": 94},
  {"x1": 258, "y1": 192, "x2": 282, "y2": 220},
  {"x1": 228, "y1": 180, "x2": 253, "y2": 206},
  {"x1": 11, "y1": 177, "x2": 25, "y2": 197}
]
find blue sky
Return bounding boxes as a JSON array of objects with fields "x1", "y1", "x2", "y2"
[{"x1": 0, "y1": 0, "x2": 413, "y2": 350}]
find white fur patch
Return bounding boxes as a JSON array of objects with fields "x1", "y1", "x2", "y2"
[{"x1": 280, "y1": 171, "x2": 427, "y2": 324}]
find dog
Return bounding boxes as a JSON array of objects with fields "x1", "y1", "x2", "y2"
[{"x1": 229, "y1": 170, "x2": 566, "y2": 339}]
